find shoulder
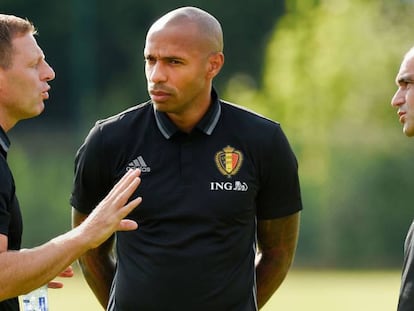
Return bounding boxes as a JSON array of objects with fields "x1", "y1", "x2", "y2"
[
  {"x1": 219, "y1": 100, "x2": 295, "y2": 157},
  {"x1": 95, "y1": 101, "x2": 152, "y2": 130},
  {"x1": 79, "y1": 101, "x2": 152, "y2": 152},
  {"x1": 219, "y1": 100, "x2": 285, "y2": 141},
  {"x1": 220, "y1": 100, "x2": 280, "y2": 129},
  {"x1": 85, "y1": 101, "x2": 152, "y2": 139}
]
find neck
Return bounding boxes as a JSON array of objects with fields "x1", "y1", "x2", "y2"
[
  {"x1": 167, "y1": 110, "x2": 205, "y2": 133},
  {"x1": 168, "y1": 87, "x2": 213, "y2": 133},
  {"x1": 169, "y1": 99, "x2": 212, "y2": 133},
  {"x1": 0, "y1": 115, "x2": 14, "y2": 133}
]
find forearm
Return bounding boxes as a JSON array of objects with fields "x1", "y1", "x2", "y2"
[
  {"x1": 256, "y1": 213, "x2": 300, "y2": 309},
  {"x1": 0, "y1": 170, "x2": 141, "y2": 302},
  {"x1": 77, "y1": 238, "x2": 116, "y2": 308},
  {"x1": 0, "y1": 227, "x2": 89, "y2": 300},
  {"x1": 72, "y1": 208, "x2": 116, "y2": 308},
  {"x1": 256, "y1": 248, "x2": 293, "y2": 309}
]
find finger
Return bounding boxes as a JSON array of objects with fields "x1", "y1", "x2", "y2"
[
  {"x1": 118, "y1": 196, "x2": 142, "y2": 218},
  {"x1": 117, "y1": 178, "x2": 142, "y2": 206},
  {"x1": 59, "y1": 269, "x2": 74, "y2": 278},
  {"x1": 48, "y1": 281, "x2": 64, "y2": 289},
  {"x1": 59, "y1": 266, "x2": 74, "y2": 278},
  {"x1": 118, "y1": 219, "x2": 139, "y2": 231},
  {"x1": 107, "y1": 169, "x2": 141, "y2": 198},
  {"x1": 61, "y1": 265, "x2": 73, "y2": 273},
  {"x1": 102, "y1": 173, "x2": 141, "y2": 211},
  {"x1": 105, "y1": 177, "x2": 141, "y2": 212},
  {"x1": 95, "y1": 174, "x2": 141, "y2": 217}
]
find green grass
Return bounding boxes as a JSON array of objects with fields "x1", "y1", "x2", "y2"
[
  {"x1": 22, "y1": 269, "x2": 401, "y2": 310},
  {"x1": 262, "y1": 269, "x2": 401, "y2": 311}
]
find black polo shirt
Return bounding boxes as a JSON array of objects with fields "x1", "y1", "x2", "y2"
[
  {"x1": 71, "y1": 89, "x2": 302, "y2": 311},
  {"x1": 0, "y1": 126, "x2": 22, "y2": 311}
]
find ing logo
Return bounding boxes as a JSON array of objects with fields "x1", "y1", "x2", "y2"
[{"x1": 215, "y1": 145, "x2": 243, "y2": 178}]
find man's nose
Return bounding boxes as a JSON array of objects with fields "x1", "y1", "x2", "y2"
[
  {"x1": 391, "y1": 89, "x2": 404, "y2": 108},
  {"x1": 41, "y1": 60, "x2": 55, "y2": 82},
  {"x1": 148, "y1": 62, "x2": 166, "y2": 83}
]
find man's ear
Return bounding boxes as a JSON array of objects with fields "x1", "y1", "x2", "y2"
[{"x1": 207, "y1": 52, "x2": 224, "y2": 79}]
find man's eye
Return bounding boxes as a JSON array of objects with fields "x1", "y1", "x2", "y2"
[
  {"x1": 145, "y1": 57, "x2": 155, "y2": 64},
  {"x1": 399, "y1": 80, "x2": 411, "y2": 89},
  {"x1": 169, "y1": 59, "x2": 181, "y2": 65},
  {"x1": 405, "y1": 81, "x2": 414, "y2": 89}
]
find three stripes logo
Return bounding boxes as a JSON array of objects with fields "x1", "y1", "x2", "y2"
[{"x1": 126, "y1": 156, "x2": 151, "y2": 173}]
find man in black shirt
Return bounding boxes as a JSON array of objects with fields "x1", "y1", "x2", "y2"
[
  {"x1": 0, "y1": 14, "x2": 143, "y2": 311},
  {"x1": 72, "y1": 6, "x2": 302, "y2": 310},
  {"x1": 392, "y1": 46, "x2": 414, "y2": 311}
]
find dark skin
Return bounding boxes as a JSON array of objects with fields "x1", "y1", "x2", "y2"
[
  {"x1": 256, "y1": 213, "x2": 300, "y2": 309},
  {"x1": 72, "y1": 211, "x2": 116, "y2": 308}
]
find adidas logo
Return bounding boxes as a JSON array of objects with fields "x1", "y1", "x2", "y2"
[{"x1": 126, "y1": 156, "x2": 151, "y2": 173}]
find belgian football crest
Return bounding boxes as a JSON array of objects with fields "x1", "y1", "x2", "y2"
[{"x1": 215, "y1": 145, "x2": 243, "y2": 178}]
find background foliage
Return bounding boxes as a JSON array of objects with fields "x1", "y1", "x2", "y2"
[
  {"x1": 3, "y1": 0, "x2": 414, "y2": 268},
  {"x1": 225, "y1": 0, "x2": 414, "y2": 267}
]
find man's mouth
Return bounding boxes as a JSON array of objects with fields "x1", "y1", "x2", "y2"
[{"x1": 398, "y1": 111, "x2": 406, "y2": 123}]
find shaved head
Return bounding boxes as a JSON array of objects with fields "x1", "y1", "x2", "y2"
[
  {"x1": 148, "y1": 6, "x2": 223, "y2": 54},
  {"x1": 143, "y1": 6, "x2": 225, "y2": 132},
  {"x1": 404, "y1": 47, "x2": 414, "y2": 64}
]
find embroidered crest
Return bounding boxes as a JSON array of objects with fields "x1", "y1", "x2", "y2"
[{"x1": 215, "y1": 145, "x2": 243, "y2": 178}]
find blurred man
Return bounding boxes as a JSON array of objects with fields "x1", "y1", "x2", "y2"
[
  {"x1": 72, "y1": 6, "x2": 302, "y2": 310},
  {"x1": 391, "y1": 46, "x2": 414, "y2": 311},
  {"x1": 0, "y1": 14, "x2": 143, "y2": 311}
]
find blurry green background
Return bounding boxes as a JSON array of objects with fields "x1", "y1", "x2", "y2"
[{"x1": 3, "y1": 0, "x2": 414, "y2": 306}]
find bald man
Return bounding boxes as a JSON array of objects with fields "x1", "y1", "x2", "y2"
[
  {"x1": 71, "y1": 7, "x2": 302, "y2": 310},
  {"x1": 392, "y1": 46, "x2": 414, "y2": 311}
]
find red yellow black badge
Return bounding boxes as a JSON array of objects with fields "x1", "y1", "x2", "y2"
[{"x1": 215, "y1": 145, "x2": 243, "y2": 178}]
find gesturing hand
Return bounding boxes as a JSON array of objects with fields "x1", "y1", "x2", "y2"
[{"x1": 79, "y1": 169, "x2": 143, "y2": 249}]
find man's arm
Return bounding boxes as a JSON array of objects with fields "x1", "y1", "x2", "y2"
[
  {"x1": 398, "y1": 221, "x2": 414, "y2": 311},
  {"x1": 256, "y1": 211, "x2": 300, "y2": 309},
  {"x1": 72, "y1": 209, "x2": 116, "y2": 308},
  {"x1": 0, "y1": 169, "x2": 141, "y2": 301}
]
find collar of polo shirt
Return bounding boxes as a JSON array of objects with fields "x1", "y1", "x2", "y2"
[
  {"x1": 153, "y1": 88, "x2": 222, "y2": 139},
  {"x1": 0, "y1": 126, "x2": 10, "y2": 158}
]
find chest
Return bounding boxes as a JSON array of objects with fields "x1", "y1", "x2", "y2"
[
  {"x1": 114, "y1": 134, "x2": 260, "y2": 224},
  {"x1": 0, "y1": 160, "x2": 23, "y2": 250}
]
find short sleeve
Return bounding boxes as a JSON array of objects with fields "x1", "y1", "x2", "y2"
[
  {"x1": 0, "y1": 157, "x2": 12, "y2": 235},
  {"x1": 70, "y1": 124, "x2": 110, "y2": 214},
  {"x1": 256, "y1": 125, "x2": 302, "y2": 219}
]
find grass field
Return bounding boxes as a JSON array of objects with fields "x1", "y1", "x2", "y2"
[
  {"x1": 262, "y1": 270, "x2": 400, "y2": 311},
  {"x1": 22, "y1": 269, "x2": 401, "y2": 310}
]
